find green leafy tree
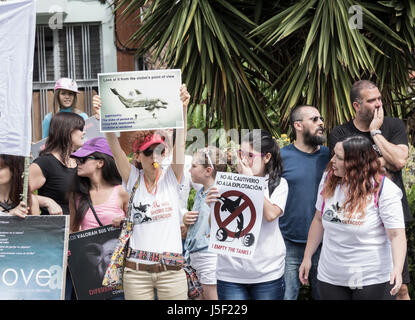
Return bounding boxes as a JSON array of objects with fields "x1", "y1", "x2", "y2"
[{"x1": 112, "y1": 0, "x2": 415, "y2": 137}]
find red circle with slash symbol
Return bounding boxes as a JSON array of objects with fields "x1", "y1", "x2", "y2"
[{"x1": 214, "y1": 190, "x2": 256, "y2": 239}]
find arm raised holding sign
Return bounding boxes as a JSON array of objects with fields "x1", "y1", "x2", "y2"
[
  {"x1": 237, "y1": 131, "x2": 287, "y2": 222},
  {"x1": 93, "y1": 84, "x2": 192, "y2": 300}
]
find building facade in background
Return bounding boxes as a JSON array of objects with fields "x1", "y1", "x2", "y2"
[{"x1": 32, "y1": 0, "x2": 142, "y2": 142}]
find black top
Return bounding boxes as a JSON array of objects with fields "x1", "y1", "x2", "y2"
[
  {"x1": 33, "y1": 154, "x2": 76, "y2": 215},
  {"x1": 0, "y1": 201, "x2": 17, "y2": 212},
  {"x1": 329, "y1": 116, "x2": 412, "y2": 222}
]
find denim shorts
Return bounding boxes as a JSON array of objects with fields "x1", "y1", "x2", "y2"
[{"x1": 189, "y1": 250, "x2": 217, "y2": 285}]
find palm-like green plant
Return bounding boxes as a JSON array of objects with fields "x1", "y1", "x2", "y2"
[
  {"x1": 252, "y1": 0, "x2": 415, "y2": 131},
  {"x1": 111, "y1": 0, "x2": 415, "y2": 138},
  {"x1": 114, "y1": 0, "x2": 279, "y2": 135}
]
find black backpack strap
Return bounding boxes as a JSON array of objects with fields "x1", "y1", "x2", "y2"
[{"x1": 86, "y1": 195, "x2": 103, "y2": 227}]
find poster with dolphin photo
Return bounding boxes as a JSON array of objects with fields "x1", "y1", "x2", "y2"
[
  {"x1": 98, "y1": 69, "x2": 184, "y2": 132},
  {"x1": 68, "y1": 225, "x2": 122, "y2": 300}
]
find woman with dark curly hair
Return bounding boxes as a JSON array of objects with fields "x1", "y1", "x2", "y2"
[{"x1": 299, "y1": 135, "x2": 406, "y2": 300}]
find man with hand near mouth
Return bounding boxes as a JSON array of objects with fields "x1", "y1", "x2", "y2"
[
  {"x1": 329, "y1": 80, "x2": 412, "y2": 300},
  {"x1": 280, "y1": 105, "x2": 330, "y2": 300}
]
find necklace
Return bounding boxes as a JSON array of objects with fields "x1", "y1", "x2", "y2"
[{"x1": 144, "y1": 170, "x2": 160, "y2": 195}]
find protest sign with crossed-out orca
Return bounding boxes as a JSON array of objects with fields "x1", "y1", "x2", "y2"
[{"x1": 209, "y1": 172, "x2": 265, "y2": 260}]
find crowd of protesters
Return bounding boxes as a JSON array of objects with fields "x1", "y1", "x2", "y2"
[{"x1": 0, "y1": 78, "x2": 411, "y2": 301}]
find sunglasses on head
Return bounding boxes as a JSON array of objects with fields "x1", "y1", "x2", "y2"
[
  {"x1": 142, "y1": 146, "x2": 166, "y2": 157},
  {"x1": 75, "y1": 156, "x2": 100, "y2": 165},
  {"x1": 295, "y1": 116, "x2": 324, "y2": 123}
]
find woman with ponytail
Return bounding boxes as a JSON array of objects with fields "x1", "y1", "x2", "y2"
[{"x1": 206, "y1": 130, "x2": 288, "y2": 300}]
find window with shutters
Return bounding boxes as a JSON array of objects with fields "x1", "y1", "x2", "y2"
[
  {"x1": 33, "y1": 23, "x2": 102, "y2": 119},
  {"x1": 34, "y1": 23, "x2": 102, "y2": 83}
]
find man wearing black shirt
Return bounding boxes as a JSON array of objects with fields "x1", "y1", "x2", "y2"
[{"x1": 329, "y1": 80, "x2": 412, "y2": 300}]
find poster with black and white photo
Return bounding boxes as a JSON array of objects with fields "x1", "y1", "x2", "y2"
[
  {"x1": 98, "y1": 69, "x2": 183, "y2": 132},
  {"x1": 68, "y1": 225, "x2": 122, "y2": 300},
  {"x1": 0, "y1": 215, "x2": 69, "y2": 300}
]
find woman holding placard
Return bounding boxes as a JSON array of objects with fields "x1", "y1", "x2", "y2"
[
  {"x1": 93, "y1": 85, "x2": 190, "y2": 300},
  {"x1": 206, "y1": 130, "x2": 288, "y2": 300}
]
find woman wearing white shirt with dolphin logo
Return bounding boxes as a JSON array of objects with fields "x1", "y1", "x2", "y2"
[{"x1": 299, "y1": 135, "x2": 406, "y2": 300}]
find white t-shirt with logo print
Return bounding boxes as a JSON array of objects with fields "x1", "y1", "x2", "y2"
[
  {"x1": 123, "y1": 165, "x2": 183, "y2": 264},
  {"x1": 315, "y1": 173, "x2": 405, "y2": 287}
]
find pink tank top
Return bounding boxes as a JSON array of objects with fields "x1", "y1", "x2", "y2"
[{"x1": 81, "y1": 185, "x2": 126, "y2": 230}]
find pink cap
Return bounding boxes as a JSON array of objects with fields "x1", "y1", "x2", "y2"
[
  {"x1": 133, "y1": 134, "x2": 167, "y2": 153},
  {"x1": 54, "y1": 78, "x2": 79, "y2": 93}
]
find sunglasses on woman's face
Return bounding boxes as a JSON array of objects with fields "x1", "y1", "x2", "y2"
[
  {"x1": 238, "y1": 149, "x2": 265, "y2": 161},
  {"x1": 142, "y1": 146, "x2": 166, "y2": 157},
  {"x1": 75, "y1": 156, "x2": 100, "y2": 165}
]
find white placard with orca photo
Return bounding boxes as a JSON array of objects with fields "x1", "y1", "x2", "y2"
[{"x1": 98, "y1": 70, "x2": 184, "y2": 132}]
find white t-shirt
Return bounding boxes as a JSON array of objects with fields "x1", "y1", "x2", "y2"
[
  {"x1": 216, "y1": 177, "x2": 289, "y2": 283},
  {"x1": 315, "y1": 173, "x2": 405, "y2": 287},
  {"x1": 163, "y1": 154, "x2": 202, "y2": 216},
  {"x1": 123, "y1": 165, "x2": 183, "y2": 264}
]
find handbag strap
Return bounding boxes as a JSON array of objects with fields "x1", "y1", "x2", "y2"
[
  {"x1": 125, "y1": 170, "x2": 142, "y2": 223},
  {"x1": 86, "y1": 195, "x2": 103, "y2": 227}
]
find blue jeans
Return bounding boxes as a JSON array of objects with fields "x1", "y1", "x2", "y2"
[
  {"x1": 65, "y1": 270, "x2": 75, "y2": 300},
  {"x1": 107, "y1": 293, "x2": 125, "y2": 300},
  {"x1": 283, "y1": 239, "x2": 321, "y2": 300},
  {"x1": 217, "y1": 277, "x2": 285, "y2": 300}
]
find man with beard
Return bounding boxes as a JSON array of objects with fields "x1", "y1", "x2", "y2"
[
  {"x1": 329, "y1": 80, "x2": 411, "y2": 300},
  {"x1": 280, "y1": 105, "x2": 330, "y2": 300}
]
